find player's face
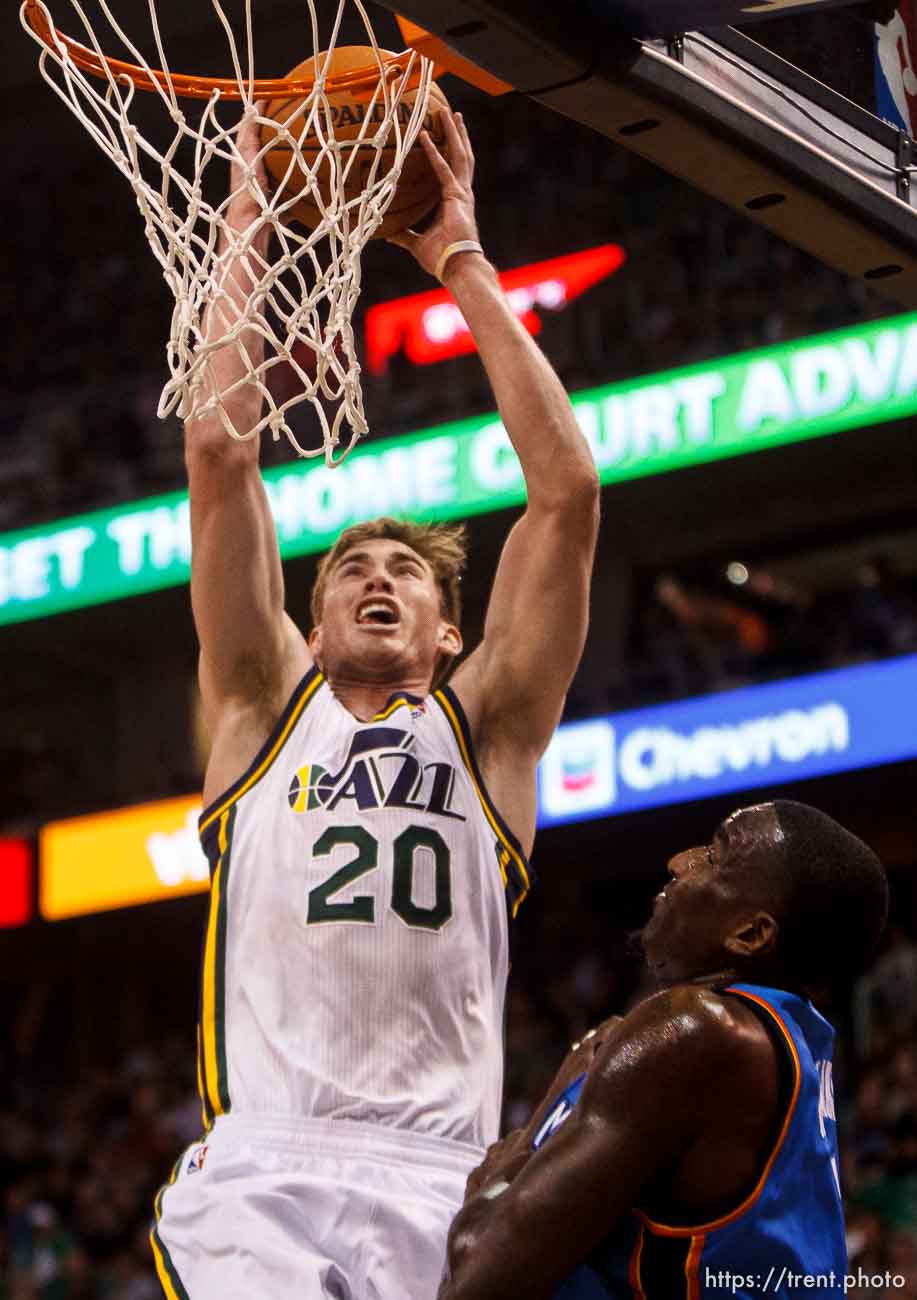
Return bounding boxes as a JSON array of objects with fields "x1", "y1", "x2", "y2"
[
  {"x1": 312, "y1": 539, "x2": 460, "y2": 683},
  {"x1": 641, "y1": 806, "x2": 777, "y2": 984}
]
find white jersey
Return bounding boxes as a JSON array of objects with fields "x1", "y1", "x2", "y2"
[{"x1": 195, "y1": 668, "x2": 532, "y2": 1149}]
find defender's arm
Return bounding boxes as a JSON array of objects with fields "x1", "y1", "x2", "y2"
[{"x1": 439, "y1": 990, "x2": 751, "y2": 1300}]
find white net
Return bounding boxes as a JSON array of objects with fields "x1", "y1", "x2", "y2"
[{"x1": 21, "y1": 0, "x2": 434, "y2": 464}]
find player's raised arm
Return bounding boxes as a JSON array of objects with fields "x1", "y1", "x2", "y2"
[
  {"x1": 391, "y1": 113, "x2": 599, "y2": 853},
  {"x1": 185, "y1": 108, "x2": 310, "y2": 750}
]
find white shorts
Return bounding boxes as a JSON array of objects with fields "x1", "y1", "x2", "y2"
[{"x1": 151, "y1": 1114, "x2": 483, "y2": 1300}]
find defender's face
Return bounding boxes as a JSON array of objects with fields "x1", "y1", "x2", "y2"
[
  {"x1": 312, "y1": 539, "x2": 457, "y2": 681},
  {"x1": 640, "y1": 806, "x2": 778, "y2": 983}
]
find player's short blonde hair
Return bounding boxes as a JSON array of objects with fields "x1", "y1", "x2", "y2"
[{"x1": 310, "y1": 517, "x2": 467, "y2": 633}]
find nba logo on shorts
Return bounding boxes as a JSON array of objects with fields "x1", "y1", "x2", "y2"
[
  {"x1": 186, "y1": 1144, "x2": 208, "y2": 1175},
  {"x1": 540, "y1": 720, "x2": 616, "y2": 819}
]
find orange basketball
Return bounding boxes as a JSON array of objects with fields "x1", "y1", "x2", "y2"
[{"x1": 260, "y1": 47, "x2": 449, "y2": 239}]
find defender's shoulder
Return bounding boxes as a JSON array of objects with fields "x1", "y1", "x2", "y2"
[{"x1": 597, "y1": 985, "x2": 775, "y2": 1073}]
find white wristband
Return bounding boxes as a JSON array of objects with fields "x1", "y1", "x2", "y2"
[{"x1": 434, "y1": 240, "x2": 484, "y2": 283}]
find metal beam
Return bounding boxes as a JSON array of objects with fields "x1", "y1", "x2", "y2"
[{"x1": 383, "y1": 1, "x2": 917, "y2": 305}]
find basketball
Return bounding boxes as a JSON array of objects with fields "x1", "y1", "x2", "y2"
[{"x1": 260, "y1": 46, "x2": 450, "y2": 239}]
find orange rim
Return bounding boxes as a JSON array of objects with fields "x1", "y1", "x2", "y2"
[{"x1": 22, "y1": 1, "x2": 428, "y2": 100}]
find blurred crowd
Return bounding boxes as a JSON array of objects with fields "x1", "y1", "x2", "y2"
[
  {"x1": 0, "y1": 1039, "x2": 199, "y2": 1300},
  {"x1": 842, "y1": 927, "x2": 917, "y2": 1298},
  {"x1": 2, "y1": 910, "x2": 916, "y2": 1297},
  {"x1": 622, "y1": 552, "x2": 917, "y2": 710}
]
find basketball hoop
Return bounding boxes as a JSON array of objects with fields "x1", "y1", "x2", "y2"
[{"x1": 20, "y1": 1, "x2": 437, "y2": 463}]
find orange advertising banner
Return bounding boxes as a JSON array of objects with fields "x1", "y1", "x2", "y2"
[{"x1": 40, "y1": 794, "x2": 208, "y2": 920}]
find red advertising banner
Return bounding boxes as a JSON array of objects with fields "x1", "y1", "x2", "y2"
[
  {"x1": 365, "y1": 243, "x2": 626, "y2": 374},
  {"x1": 0, "y1": 839, "x2": 32, "y2": 927}
]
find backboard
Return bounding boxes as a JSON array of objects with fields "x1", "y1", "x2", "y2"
[{"x1": 383, "y1": 0, "x2": 917, "y2": 305}]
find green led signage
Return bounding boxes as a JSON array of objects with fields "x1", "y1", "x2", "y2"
[{"x1": 2, "y1": 312, "x2": 915, "y2": 627}]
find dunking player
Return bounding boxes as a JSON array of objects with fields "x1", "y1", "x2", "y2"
[
  {"x1": 150, "y1": 109, "x2": 599, "y2": 1297},
  {"x1": 440, "y1": 801, "x2": 889, "y2": 1300}
]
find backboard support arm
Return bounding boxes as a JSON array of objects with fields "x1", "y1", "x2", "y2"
[{"x1": 391, "y1": 2, "x2": 917, "y2": 306}]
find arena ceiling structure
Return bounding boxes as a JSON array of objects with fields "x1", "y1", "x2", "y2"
[{"x1": 381, "y1": 0, "x2": 917, "y2": 304}]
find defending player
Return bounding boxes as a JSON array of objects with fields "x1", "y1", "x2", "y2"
[
  {"x1": 440, "y1": 800, "x2": 889, "y2": 1300},
  {"x1": 151, "y1": 109, "x2": 599, "y2": 1297}
]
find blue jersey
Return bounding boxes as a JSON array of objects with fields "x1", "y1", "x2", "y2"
[{"x1": 531, "y1": 984, "x2": 847, "y2": 1299}]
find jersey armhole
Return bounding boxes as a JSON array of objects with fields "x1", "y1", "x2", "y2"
[
  {"x1": 637, "y1": 989, "x2": 800, "y2": 1235},
  {"x1": 198, "y1": 666, "x2": 324, "y2": 837},
  {"x1": 719, "y1": 989, "x2": 799, "y2": 1196},
  {"x1": 432, "y1": 684, "x2": 535, "y2": 917}
]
